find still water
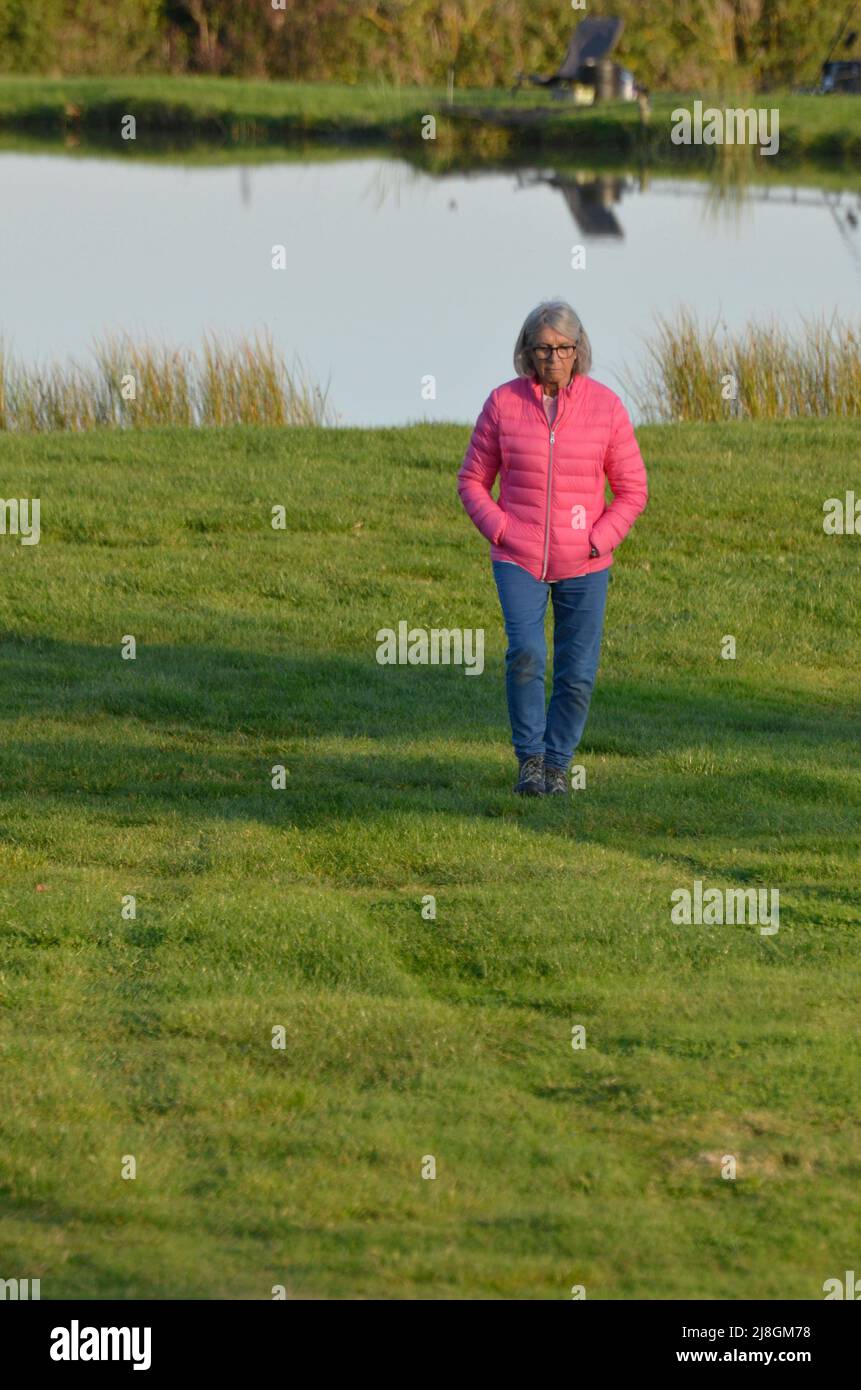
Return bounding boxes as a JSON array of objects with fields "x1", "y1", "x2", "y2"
[{"x1": 1, "y1": 151, "x2": 858, "y2": 425}]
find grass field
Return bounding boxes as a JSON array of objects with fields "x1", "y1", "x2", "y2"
[
  {"x1": 0, "y1": 416, "x2": 859, "y2": 1299},
  {"x1": 0, "y1": 75, "x2": 858, "y2": 161}
]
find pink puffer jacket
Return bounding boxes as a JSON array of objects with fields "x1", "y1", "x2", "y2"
[{"x1": 457, "y1": 372, "x2": 648, "y2": 581}]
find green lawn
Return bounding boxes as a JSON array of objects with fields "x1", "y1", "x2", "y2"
[
  {"x1": 0, "y1": 417, "x2": 859, "y2": 1299},
  {"x1": 0, "y1": 75, "x2": 858, "y2": 161}
]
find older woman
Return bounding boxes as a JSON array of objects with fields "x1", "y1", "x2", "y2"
[{"x1": 457, "y1": 300, "x2": 648, "y2": 795}]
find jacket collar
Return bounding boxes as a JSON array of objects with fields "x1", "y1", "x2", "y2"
[{"x1": 527, "y1": 371, "x2": 584, "y2": 428}]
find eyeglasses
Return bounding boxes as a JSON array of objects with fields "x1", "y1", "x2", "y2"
[{"x1": 532, "y1": 343, "x2": 577, "y2": 360}]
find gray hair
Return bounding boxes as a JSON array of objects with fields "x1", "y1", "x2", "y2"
[{"x1": 513, "y1": 300, "x2": 592, "y2": 378}]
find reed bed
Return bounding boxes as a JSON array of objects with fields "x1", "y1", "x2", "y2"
[
  {"x1": 629, "y1": 310, "x2": 861, "y2": 423},
  {"x1": 0, "y1": 330, "x2": 334, "y2": 432}
]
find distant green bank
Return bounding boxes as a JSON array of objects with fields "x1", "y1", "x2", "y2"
[{"x1": 0, "y1": 77, "x2": 858, "y2": 163}]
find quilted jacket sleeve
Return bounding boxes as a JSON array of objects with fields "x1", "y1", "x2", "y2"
[
  {"x1": 589, "y1": 394, "x2": 648, "y2": 556},
  {"x1": 457, "y1": 390, "x2": 508, "y2": 545}
]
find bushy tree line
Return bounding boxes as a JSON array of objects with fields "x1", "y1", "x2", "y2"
[{"x1": 0, "y1": 0, "x2": 849, "y2": 90}]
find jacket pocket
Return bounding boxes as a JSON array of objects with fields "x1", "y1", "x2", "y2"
[{"x1": 497, "y1": 510, "x2": 543, "y2": 554}]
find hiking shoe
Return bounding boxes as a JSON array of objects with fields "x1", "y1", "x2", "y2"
[
  {"x1": 515, "y1": 755, "x2": 545, "y2": 796},
  {"x1": 544, "y1": 764, "x2": 569, "y2": 795}
]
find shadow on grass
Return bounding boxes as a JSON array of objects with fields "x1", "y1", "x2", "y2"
[
  {"x1": 0, "y1": 632, "x2": 505, "y2": 741},
  {"x1": 1, "y1": 633, "x2": 858, "y2": 848}
]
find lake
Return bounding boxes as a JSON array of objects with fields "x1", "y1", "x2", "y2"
[{"x1": 1, "y1": 149, "x2": 858, "y2": 425}]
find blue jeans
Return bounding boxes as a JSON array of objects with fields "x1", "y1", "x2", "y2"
[{"x1": 492, "y1": 561, "x2": 610, "y2": 769}]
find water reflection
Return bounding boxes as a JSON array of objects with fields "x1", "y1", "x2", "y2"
[
  {"x1": 0, "y1": 148, "x2": 858, "y2": 425},
  {"x1": 515, "y1": 170, "x2": 634, "y2": 237}
]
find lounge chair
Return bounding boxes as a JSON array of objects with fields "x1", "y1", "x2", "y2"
[{"x1": 511, "y1": 17, "x2": 624, "y2": 96}]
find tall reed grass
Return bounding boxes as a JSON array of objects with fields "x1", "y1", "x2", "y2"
[
  {"x1": 0, "y1": 330, "x2": 335, "y2": 433},
  {"x1": 629, "y1": 311, "x2": 861, "y2": 423}
]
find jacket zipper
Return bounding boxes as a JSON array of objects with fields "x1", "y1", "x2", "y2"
[
  {"x1": 540, "y1": 426, "x2": 554, "y2": 581},
  {"x1": 537, "y1": 378, "x2": 574, "y2": 581}
]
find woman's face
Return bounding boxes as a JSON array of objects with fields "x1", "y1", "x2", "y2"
[{"x1": 531, "y1": 325, "x2": 578, "y2": 393}]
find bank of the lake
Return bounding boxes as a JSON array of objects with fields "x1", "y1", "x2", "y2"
[{"x1": 0, "y1": 75, "x2": 859, "y2": 163}]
